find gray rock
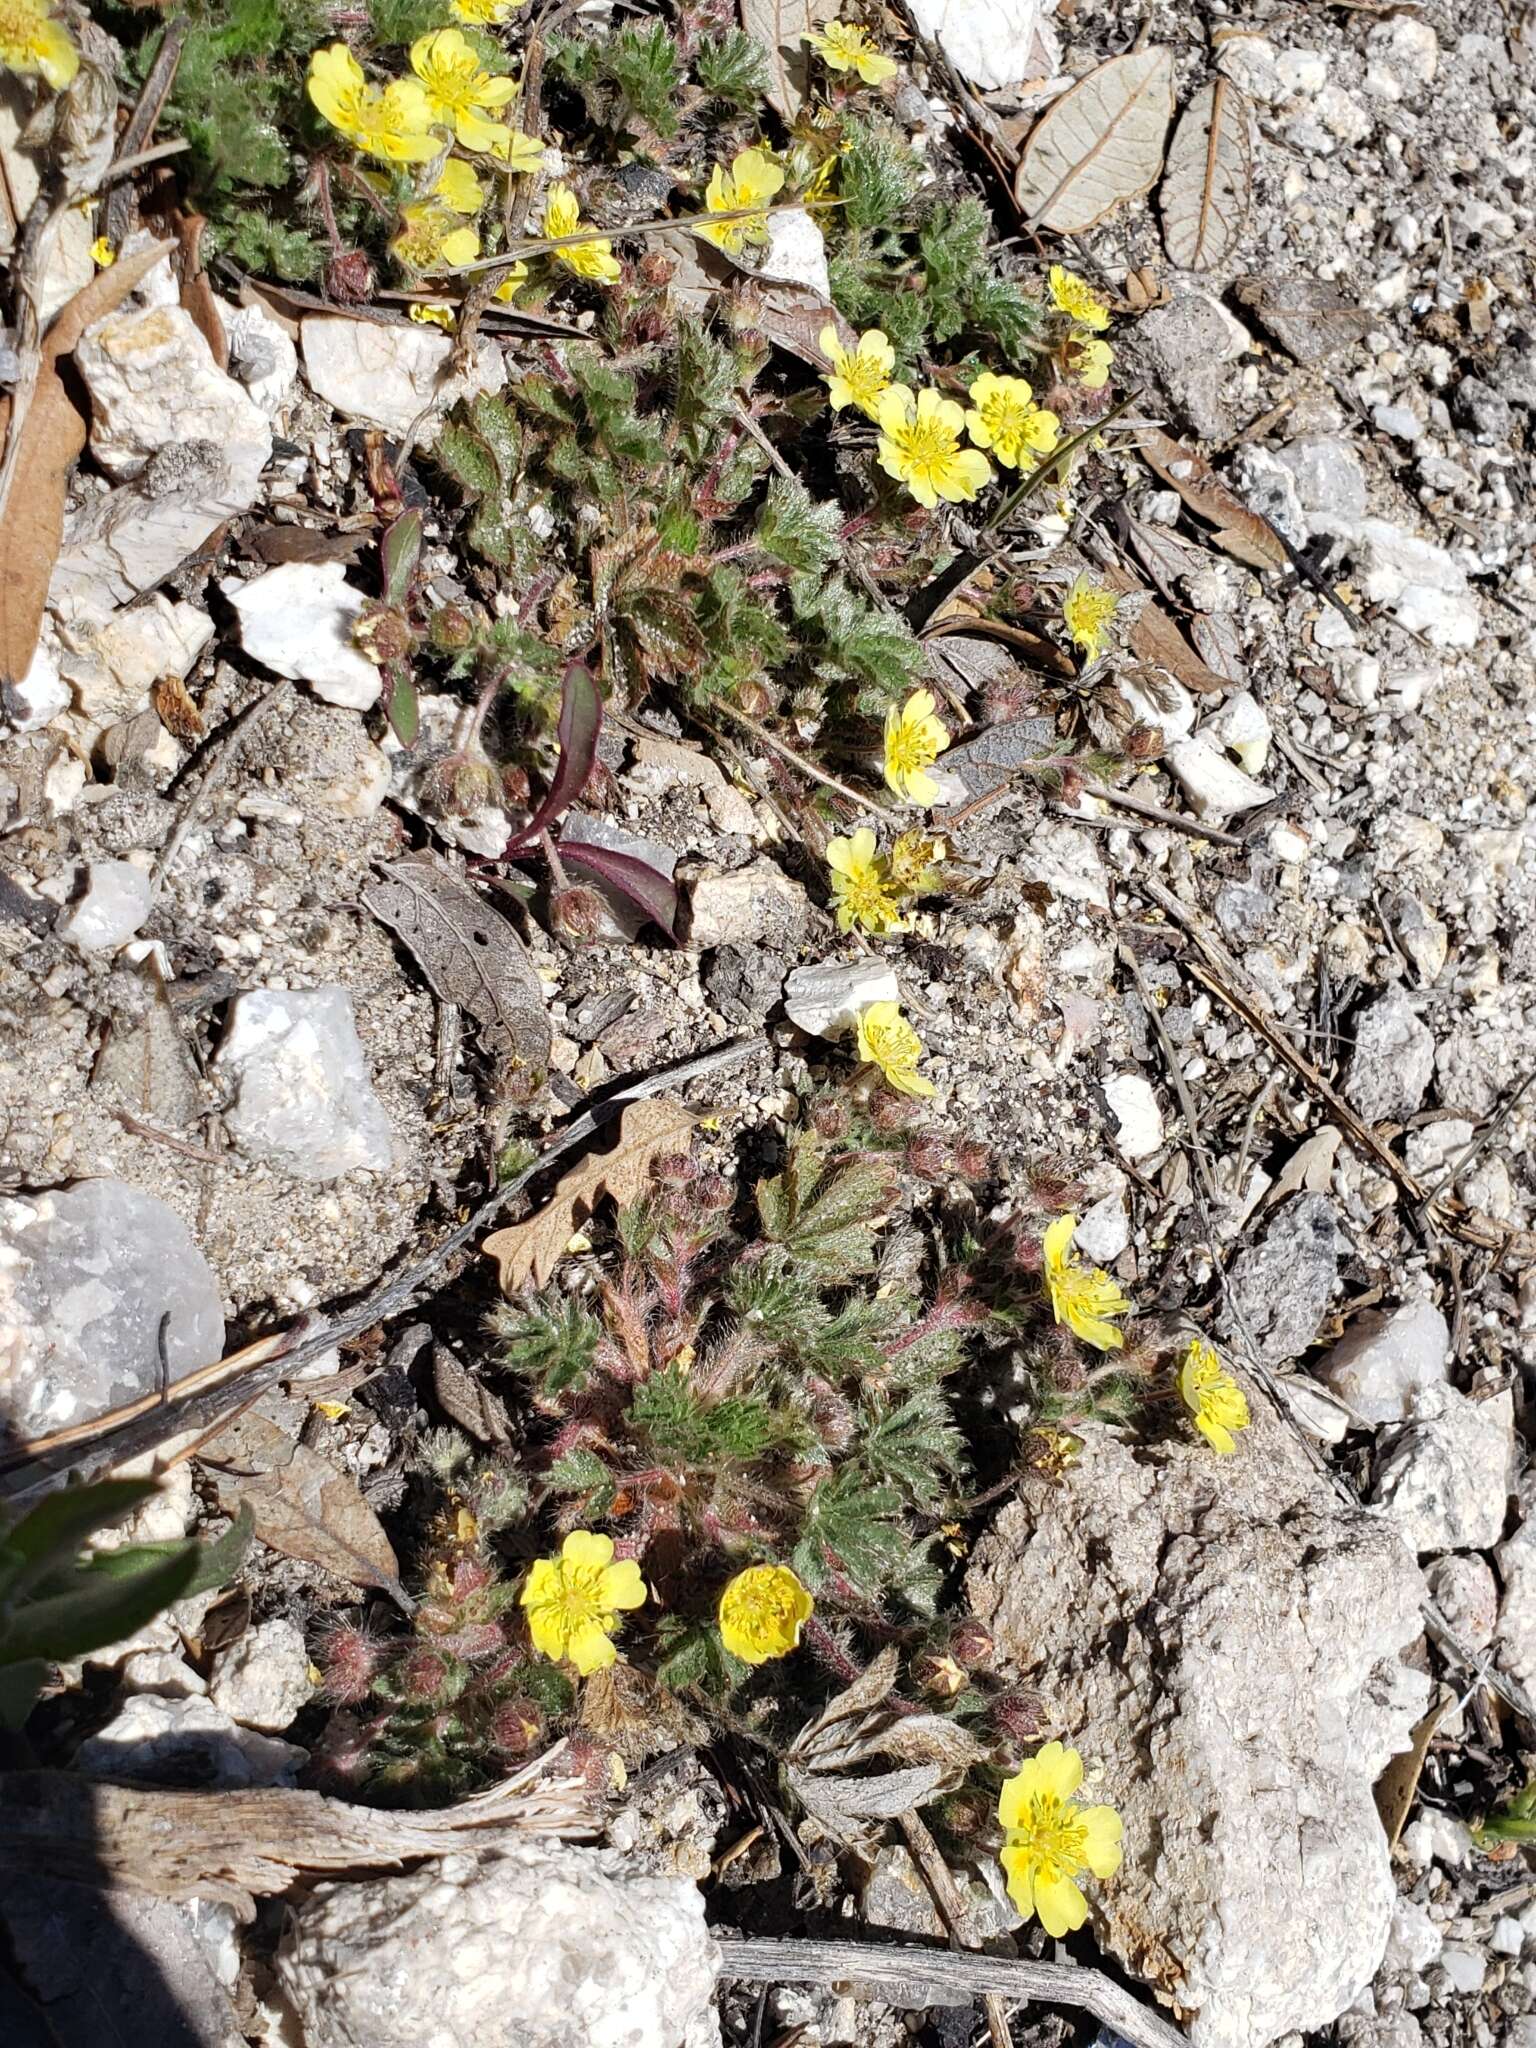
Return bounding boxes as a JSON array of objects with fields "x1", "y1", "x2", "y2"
[
  {"x1": 1496, "y1": 1523, "x2": 1536, "y2": 1695},
  {"x1": 1371, "y1": 1385, "x2": 1513, "y2": 1554},
  {"x1": 1437, "y1": 1946, "x2": 1487, "y2": 1997},
  {"x1": 1223, "y1": 1194, "x2": 1346, "y2": 1364},
  {"x1": 0, "y1": 1180, "x2": 224, "y2": 1441},
  {"x1": 75, "y1": 1694, "x2": 306, "y2": 1788},
  {"x1": 861, "y1": 1844, "x2": 1017, "y2": 1943},
  {"x1": 702, "y1": 944, "x2": 785, "y2": 1025},
  {"x1": 208, "y1": 1619, "x2": 314, "y2": 1733},
  {"x1": 1424, "y1": 1555, "x2": 1497, "y2": 1650},
  {"x1": 1311, "y1": 1298, "x2": 1450, "y2": 1425},
  {"x1": 967, "y1": 1396, "x2": 1429, "y2": 2048},
  {"x1": 216, "y1": 986, "x2": 393, "y2": 1181},
  {"x1": 1277, "y1": 436, "x2": 1368, "y2": 533},
  {"x1": 276, "y1": 1843, "x2": 720, "y2": 2048},
  {"x1": 685, "y1": 859, "x2": 808, "y2": 952},
  {"x1": 1072, "y1": 1190, "x2": 1130, "y2": 1264},
  {"x1": 1134, "y1": 295, "x2": 1244, "y2": 440},
  {"x1": 1492, "y1": 337, "x2": 1536, "y2": 411},
  {"x1": 1345, "y1": 992, "x2": 1435, "y2": 1125},
  {"x1": 783, "y1": 957, "x2": 900, "y2": 1038},
  {"x1": 56, "y1": 859, "x2": 153, "y2": 952},
  {"x1": 1451, "y1": 376, "x2": 1514, "y2": 441}
]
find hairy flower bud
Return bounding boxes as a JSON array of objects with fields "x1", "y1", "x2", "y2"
[
  {"x1": 939, "y1": 1788, "x2": 993, "y2": 1839},
  {"x1": 418, "y1": 752, "x2": 498, "y2": 820},
  {"x1": 1059, "y1": 766, "x2": 1085, "y2": 806},
  {"x1": 489, "y1": 1698, "x2": 544, "y2": 1758},
  {"x1": 1123, "y1": 721, "x2": 1163, "y2": 762},
  {"x1": 867, "y1": 1086, "x2": 917, "y2": 1135},
  {"x1": 550, "y1": 885, "x2": 605, "y2": 943},
  {"x1": 736, "y1": 678, "x2": 773, "y2": 719},
  {"x1": 913, "y1": 1651, "x2": 968, "y2": 1699},
  {"x1": 953, "y1": 1140, "x2": 992, "y2": 1181},
  {"x1": 695, "y1": 1171, "x2": 734, "y2": 1213},
  {"x1": 352, "y1": 602, "x2": 414, "y2": 665},
  {"x1": 326, "y1": 249, "x2": 375, "y2": 305},
  {"x1": 1011, "y1": 1231, "x2": 1043, "y2": 1274},
  {"x1": 400, "y1": 1648, "x2": 452, "y2": 1704},
  {"x1": 949, "y1": 1617, "x2": 995, "y2": 1670},
  {"x1": 651, "y1": 1151, "x2": 696, "y2": 1187},
  {"x1": 808, "y1": 1095, "x2": 850, "y2": 1140},
  {"x1": 500, "y1": 762, "x2": 531, "y2": 806},
  {"x1": 990, "y1": 1688, "x2": 1048, "y2": 1744},
  {"x1": 428, "y1": 603, "x2": 476, "y2": 653},
  {"x1": 905, "y1": 1133, "x2": 952, "y2": 1183},
  {"x1": 316, "y1": 1623, "x2": 382, "y2": 1705}
]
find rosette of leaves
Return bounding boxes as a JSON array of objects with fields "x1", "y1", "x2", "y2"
[{"x1": 490, "y1": 1122, "x2": 982, "y2": 1690}]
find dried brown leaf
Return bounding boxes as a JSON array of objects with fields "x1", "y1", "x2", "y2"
[
  {"x1": 90, "y1": 962, "x2": 202, "y2": 1130},
  {"x1": 1232, "y1": 274, "x2": 1370, "y2": 366},
  {"x1": 151, "y1": 671, "x2": 205, "y2": 741},
  {"x1": 740, "y1": 0, "x2": 834, "y2": 120},
  {"x1": 203, "y1": 1409, "x2": 407, "y2": 1607},
  {"x1": 1136, "y1": 427, "x2": 1287, "y2": 572},
  {"x1": 1159, "y1": 79, "x2": 1253, "y2": 273},
  {"x1": 0, "y1": 239, "x2": 174, "y2": 684},
  {"x1": 362, "y1": 850, "x2": 551, "y2": 1082},
  {"x1": 1015, "y1": 46, "x2": 1175, "y2": 233},
  {"x1": 1097, "y1": 563, "x2": 1227, "y2": 693},
  {"x1": 483, "y1": 1097, "x2": 696, "y2": 1294}
]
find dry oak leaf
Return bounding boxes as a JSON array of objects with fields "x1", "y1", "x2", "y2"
[
  {"x1": 483, "y1": 1097, "x2": 696, "y2": 1295},
  {"x1": 1136, "y1": 426, "x2": 1287, "y2": 572},
  {"x1": 740, "y1": 0, "x2": 836, "y2": 122},
  {"x1": 1015, "y1": 45, "x2": 1175, "y2": 233}
]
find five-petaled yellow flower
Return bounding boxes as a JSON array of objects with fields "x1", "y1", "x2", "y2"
[
  {"x1": 718, "y1": 1564, "x2": 813, "y2": 1665},
  {"x1": 876, "y1": 386, "x2": 991, "y2": 510},
  {"x1": 544, "y1": 183, "x2": 621, "y2": 283},
  {"x1": 1043, "y1": 1213, "x2": 1130, "y2": 1351},
  {"x1": 1179, "y1": 1339, "x2": 1250, "y2": 1454},
  {"x1": 410, "y1": 28, "x2": 517, "y2": 153},
  {"x1": 699, "y1": 146, "x2": 784, "y2": 253},
  {"x1": 433, "y1": 158, "x2": 485, "y2": 214},
  {"x1": 1049, "y1": 264, "x2": 1110, "y2": 332},
  {"x1": 521, "y1": 1529, "x2": 646, "y2": 1676},
  {"x1": 0, "y1": 0, "x2": 77, "y2": 90},
  {"x1": 856, "y1": 1000, "x2": 934, "y2": 1098},
  {"x1": 1067, "y1": 334, "x2": 1113, "y2": 390},
  {"x1": 821, "y1": 324, "x2": 902, "y2": 422},
  {"x1": 803, "y1": 19, "x2": 898, "y2": 84},
  {"x1": 826, "y1": 827, "x2": 907, "y2": 936},
  {"x1": 963, "y1": 371, "x2": 1060, "y2": 472},
  {"x1": 998, "y1": 1742, "x2": 1123, "y2": 1938},
  {"x1": 1061, "y1": 573, "x2": 1119, "y2": 663},
  {"x1": 392, "y1": 202, "x2": 480, "y2": 273},
  {"x1": 308, "y1": 44, "x2": 438, "y2": 163},
  {"x1": 452, "y1": 0, "x2": 523, "y2": 19},
  {"x1": 883, "y1": 688, "x2": 949, "y2": 804},
  {"x1": 885, "y1": 829, "x2": 945, "y2": 899}
]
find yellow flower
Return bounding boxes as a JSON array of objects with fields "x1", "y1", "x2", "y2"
[
  {"x1": 520, "y1": 1529, "x2": 646, "y2": 1676},
  {"x1": 963, "y1": 371, "x2": 1060, "y2": 472},
  {"x1": 820, "y1": 324, "x2": 900, "y2": 422},
  {"x1": 1067, "y1": 334, "x2": 1113, "y2": 390},
  {"x1": 1061, "y1": 573, "x2": 1119, "y2": 663},
  {"x1": 391, "y1": 201, "x2": 481, "y2": 271},
  {"x1": 487, "y1": 126, "x2": 545, "y2": 172},
  {"x1": 1043, "y1": 1212, "x2": 1130, "y2": 1351},
  {"x1": 452, "y1": 0, "x2": 523, "y2": 19},
  {"x1": 699, "y1": 146, "x2": 785, "y2": 253},
  {"x1": 876, "y1": 385, "x2": 992, "y2": 510},
  {"x1": 803, "y1": 20, "x2": 898, "y2": 84},
  {"x1": 718, "y1": 1564, "x2": 813, "y2": 1665},
  {"x1": 544, "y1": 183, "x2": 621, "y2": 284},
  {"x1": 433, "y1": 157, "x2": 485, "y2": 214},
  {"x1": 883, "y1": 687, "x2": 949, "y2": 804},
  {"x1": 493, "y1": 260, "x2": 531, "y2": 301},
  {"x1": 1049, "y1": 263, "x2": 1110, "y2": 332},
  {"x1": 307, "y1": 44, "x2": 439, "y2": 164},
  {"x1": 826, "y1": 827, "x2": 907, "y2": 935},
  {"x1": 998, "y1": 1742, "x2": 1123, "y2": 1938},
  {"x1": 409, "y1": 302, "x2": 456, "y2": 329},
  {"x1": 90, "y1": 235, "x2": 115, "y2": 268},
  {"x1": 856, "y1": 1000, "x2": 933, "y2": 1098},
  {"x1": 1178, "y1": 1339, "x2": 1250, "y2": 1454},
  {"x1": 410, "y1": 27, "x2": 517, "y2": 153},
  {"x1": 0, "y1": 0, "x2": 77, "y2": 89},
  {"x1": 885, "y1": 829, "x2": 945, "y2": 899}
]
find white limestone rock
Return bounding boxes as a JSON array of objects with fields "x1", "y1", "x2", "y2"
[
  {"x1": 56, "y1": 859, "x2": 153, "y2": 952},
  {"x1": 209, "y1": 1618, "x2": 314, "y2": 1733},
  {"x1": 905, "y1": 0, "x2": 1055, "y2": 90},
  {"x1": 0, "y1": 1180, "x2": 224, "y2": 1441},
  {"x1": 1344, "y1": 991, "x2": 1435, "y2": 1125},
  {"x1": 1311, "y1": 1298, "x2": 1450, "y2": 1426},
  {"x1": 967, "y1": 1396, "x2": 1430, "y2": 2048},
  {"x1": 75, "y1": 301, "x2": 270, "y2": 483},
  {"x1": 224, "y1": 560, "x2": 381, "y2": 710},
  {"x1": 686, "y1": 859, "x2": 809, "y2": 951},
  {"x1": 1103, "y1": 1073, "x2": 1163, "y2": 1159},
  {"x1": 54, "y1": 594, "x2": 214, "y2": 733},
  {"x1": 1166, "y1": 733, "x2": 1276, "y2": 823},
  {"x1": 216, "y1": 986, "x2": 394, "y2": 1181},
  {"x1": 276, "y1": 1843, "x2": 721, "y2": 2048},
  {"x1": 75, "y1": 1694, "x2": 306, "y2": 1788},
  {"x1": 301, "y1": 313, "x2": 507, "y2": 441},
  {"x1": 783, "y1": 957, "x2": 901, "y2": 1038},
  {"x1": 1371, "y1": 1384, "x2": 1514, "y2": 1554},
  {"x1": 225, "y1": 300, "x2": 299, "y2": 417}
]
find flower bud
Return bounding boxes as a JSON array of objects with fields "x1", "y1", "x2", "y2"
[
  {"x1": 736, "y1": 678, "x2": 773, "y2": 719},
  {"x1": 352, "y1": 602, "x2": 414, "y2": 665},
  {"x1": 1123, "y1": 721, "x2": 1163, "y2": 762},
  {"x1": 550, "y1": 885, "x2": 605, "y2": 943},
  {"x1": 695, "y1": 1171, "x2": 734, "y2": 1213},
  {"x1": 949, "y1": 1617, "x2": 995, "y2": 1670},
  {"x1": 400, "y1": 1648, "x2": 452, "y2": 1703},
  {"x1": 913, "y1": 1651, "x2": 968, "y2": 1699},
  {"x1": 428, "y1": 603, "x2": 476, "y2": 653},
  {"x1": 316, "y1": 1623, "x2": 382, "y2": 1705},
  {"x1": 418, "y1": 753, "x2": 498, "y2": 819},
  {"x1": 326, "y1": 249, "x2": 375, "y2": 305},
  {"x1": 953, "y1": 1140, "x2": 992, "y2": 1181},
  {"x1": 500, "y1": 762, "x2": 531, "y2": 806},
  {"x1": 651, "y1": 1151, "x2": 696, "y2": 1187},
  {"x1": 939, "y1": 1788, "x2": 993, "y2": 1839},
  {"x1": 1059, "y1": 766, "x2": 1085, "y2": 806},
  {"x1": 808, "y1": 1096, "x2": 850, "y2": 1140},
  {"x1": 489, "y1": 1698, "x2": 544, "y2": 1758},
  {"x1": 904, "y1": 1133, "x2": 952, "y2": 1183},
  {"x1": 868, "y1": 1087, "x2": 917, "y2": 1135},
  {"x1": 1011, "y1": 1231, "x2": 1043, "y2": 1274},
  {"x1": 990, "y1": 1688, "x2": 1048, "y2": 1744}
]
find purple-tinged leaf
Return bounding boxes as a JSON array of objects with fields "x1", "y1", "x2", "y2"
[
  {"x1": 560, "y1": 840, "x2": 679, "y2": 943},
  {"x1": 382, "y1": 508, "x2": 423, "y2": 610},
  {"x1": 384, "y1": 664, "x2": 419, "y2": 747},
  {"x1": 503, "y1": 661, "x2": 603, "y2": 854}
]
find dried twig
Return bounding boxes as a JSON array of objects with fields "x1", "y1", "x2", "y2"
[
  {"x1": 150, "y1": 682, "x2": 294, "y2": 894},
  {"x1": 714, "y1": 1933, "x2": 1189, "y2": 2048},
  {"x1": 898, "y1": 1808, "x2": 1011, "y2": 2048}
]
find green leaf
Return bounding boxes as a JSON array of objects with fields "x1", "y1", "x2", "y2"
[
  {"x1": 437, "y1": 423, "x2": 501, "y2": 497},
  {"x1": 792, "y1": 1469, "x2": 907, "y2": 1595},
  {"x1": 84, "y1": 1501, "x2": 255, "y2": 1600},
  {"x1": 755, "y1": 477, "x2": 843, "y2": 577},
  {"x1": 695, "y1": 30, "x2": 770, "y2": 108},
  {"x1": 382, "y1": 508, "x2": 422, "y2": 608},
  {"x1": 0, "y1": 1546, "x2": 201, "y2": 1667},
  {"x1": 0, "y1": 1479, "x2": 160, "y2": 1606}
]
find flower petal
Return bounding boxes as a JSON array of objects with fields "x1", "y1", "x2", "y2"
[
  {"x1": 1030, "y1": 1741, "x2": 1084, "y2": 1803},
  {"x1": 1080, "y1": 1804, "x2": 1124, "y2": 1879},
  {"x1": 1034, "y1": 1870, "x2": 1089, "y2": 1938},
  {"x1": 566, "y1": 1619, "x2": 618, "y2": 1676},
  {"x1": 601, "y1": 1558, "x2": 647, "y2": 1610},
  {"x1": 999, "y1": 1842, "x2": 1036, "y2": 1918},
  {"x1": 562, "y1": 1529, "x2": 616, "y2": 1571},
  {"x1": 1043, "y1": 1212, "x2": 1077, "y2": 1270}
]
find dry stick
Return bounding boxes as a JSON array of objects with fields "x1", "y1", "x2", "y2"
[
  {"x1": 714, "y1": 702, "x2": 905, "y2": 826},
  {"x1": 714, "y1": 1935, "x2": 1189, "y2": 2048},
  {"x1": 1117, "y1": 939, "x2": 1218, "y2": 1208},
  {"x1": 150, "y1": 681, "x2": 293, "y2": 895},
  {"x1": 102, "y1": 14, "x2": 189, "y2": 249},
  {"x1": 898, "y1": 1808, "x2": 1011, "y2": 2048},
  {"x1": 0, "y1": 1033, "x2": 765, "y2": 1501}
]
